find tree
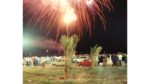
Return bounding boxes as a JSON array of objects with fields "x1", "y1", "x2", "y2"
[
  {"x1": 60, "y1": 34, "x2": 79, "y2": 79},
  {"x1": 90, "y1": 45, "x2": 102, "y2": 69}
]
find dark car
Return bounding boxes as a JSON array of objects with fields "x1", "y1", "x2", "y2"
[{"x1": 78, "y1": 59, "x2": 91, "y2": 67}]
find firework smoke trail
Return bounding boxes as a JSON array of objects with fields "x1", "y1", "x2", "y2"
[{"x1": 23, "y1": 0, "x2": 113, "y2": 38}]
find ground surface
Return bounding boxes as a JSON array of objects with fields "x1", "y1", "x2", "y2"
[{"x1": 23, "y1": 66, "x2": 127, "y2": 84}]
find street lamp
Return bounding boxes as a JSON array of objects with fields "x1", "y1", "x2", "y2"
[{"x1": 46, "y1": 49, "x2": 49, "y2": 56}]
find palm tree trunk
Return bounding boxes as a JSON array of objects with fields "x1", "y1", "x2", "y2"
[
  {"x1": 64, "y1": 56, "x2": 68, "y2": 79},
  {"x1": 91, "y1": 55, "x2": 95, "y2": 69},
  {"x1": 64, "y1": 65, "x2": 68, "y2": 79}
]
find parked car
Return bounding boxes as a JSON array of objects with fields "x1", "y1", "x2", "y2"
[
  {"x1": 78, "y1": 59, "x2": 91, "y2": 67},
  {"x1": 53, "y1": 56, "x2": 64, "y2": 61},
  {"x1": 72, "y1": 56, "x2": 89, "y2": 63},
  {"x1": 51, "y1": 58, "x2": 65, "y2": 66}
]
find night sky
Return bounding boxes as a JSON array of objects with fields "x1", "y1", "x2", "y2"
[{"x1": 23, "y1": 0, "x2": 127, "y2": 56}]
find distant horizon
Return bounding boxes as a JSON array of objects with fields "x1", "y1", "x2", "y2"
[{"x1": 23, "y1": 48, "x2": 127, "y2": 57}]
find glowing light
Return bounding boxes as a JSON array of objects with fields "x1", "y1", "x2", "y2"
[
  {"x1": 23, "y1": 37, "x2": 31, "y2": 46},
  {"x1": 42, "y1": 0, "x2": 70, "y2": 12},
  {"x1": 86, "y1": 0, "x2": 93, "y2": 6},
  {"x1": 63, "y1": 8, "x2": 77, "y2": 25}
]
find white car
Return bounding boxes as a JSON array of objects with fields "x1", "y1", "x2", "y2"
[
  {"x1": 72, "y1": 56, "x2": 89, "y2": 63},
  {"x1": 51, "y1": 58, "x2": 65, "y2": 66},
  {"x1": 53, "y1": 56, "x2": 64, "y2": 61}
]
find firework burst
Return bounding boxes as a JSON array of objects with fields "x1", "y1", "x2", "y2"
[{"x1": 23, "y1": 0, "x2": 113, "y2": 38}]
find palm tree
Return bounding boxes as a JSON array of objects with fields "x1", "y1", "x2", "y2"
[
  {"x1": 60, "y1": 34, "x2": 79, "y2": 79},
  {"x1": 90, "y1": 45, "x2": 102, "y2": 69}
]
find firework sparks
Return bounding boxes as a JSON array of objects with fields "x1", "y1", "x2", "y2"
[
  {"x1": 63, "y1": 8, "x2": 77, "y2": 25},
  {"x1": 86, "y1": 0, "x2": 93, "y2": 6},
  {"x1": 23, "y1": 0, "x2": 113, "y2": 37}
]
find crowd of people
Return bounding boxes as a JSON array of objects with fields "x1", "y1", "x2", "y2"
[
  {"x1": 23, "y1": 56, "x2": 53, "y2": 66},
  {"x1": 97, "y1": 54, "x2": 127, "y2": 67},
  {"x1": 23, "y1": 56, "x2": 66, "y2": 66}
]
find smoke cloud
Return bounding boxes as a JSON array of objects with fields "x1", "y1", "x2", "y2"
[{"x1": 31, "y1": 37, "x2": 64, "y2": 51}]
